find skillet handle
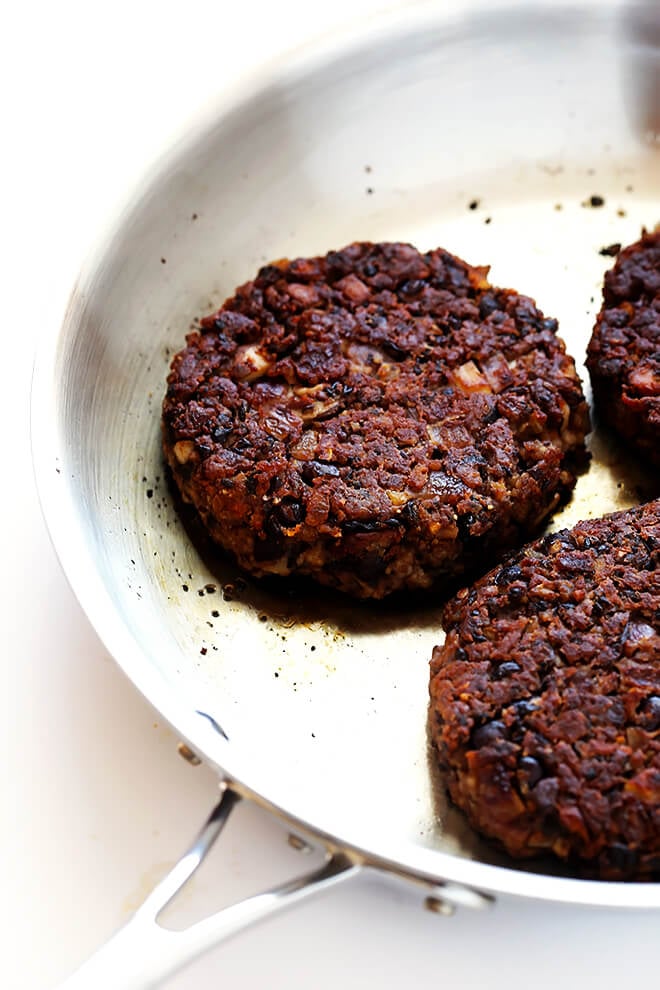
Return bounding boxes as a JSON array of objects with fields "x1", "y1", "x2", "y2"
[{"x1": 55, "y1": 782, "x2": 360, "y2": 990}]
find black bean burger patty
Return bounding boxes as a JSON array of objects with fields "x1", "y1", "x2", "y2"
[
  {"x1": 586, "y1": 229, "x2": 660, "y2": 469},
  {"x1": 429, "y1": 499, "x2": 660, "y2": 880},
  {"x1": 162, "y1": 242, "x2": 589, "y2": 599}
]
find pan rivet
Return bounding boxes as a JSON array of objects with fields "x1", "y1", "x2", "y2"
[
  {"x1": 424, "y1": 896, "x2": 455, "y2": 917},
  {"x1": 287, "y1": 833, "x2": 312, "y2": 853},
  {"x1": 177, "y1": 742, "x2": 202, "y2": 766}
]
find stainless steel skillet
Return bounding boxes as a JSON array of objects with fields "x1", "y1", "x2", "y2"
[{"x1": 31, "y1": 1, "x2": 660, "y2": 985}]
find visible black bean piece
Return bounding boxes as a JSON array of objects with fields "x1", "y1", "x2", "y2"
[
  {"x1": 494, "y1": 660, "x2": 521, "y2": 679},
  {"x1": 518, "y1": 756, "x2": 543, "y2": 788},
  {"x1": 478, "y1": 293, "x2": 499, "y2": 318},
  {"x1": 640, "y1": 695, "x2": 660, "y2": 730},
  {"x1": 399, "y1": 279, "x2": 425, "y2": 298},
  {"x1": 301, "y1": 461, "x2": 340, "y2": 482},
  {"x1": 343, "y1": 519, "x2": 379, "y2": 533},
  {"x1": 457, "y1": 513, "x2": 476, "y2": 542},
  {"x1": 496, "y1": 563, "x2": 524, "y2": 586},
  {"x1": 231, "y1": 437, "x2": 251, "y2": 451},
  {"x1": 399, "y1": 501, "x2": 418, "y2": 525},
  {"x1": 381, "y1": 338, "x2": 408, "y2": 360},
  {"x1": 472, "y1": 720, "x2": 507, "y2": 748},
  {"x1": 511, "y1": 698, "x2": 538, "y2": 717},
  {"x1": 508, "y1": 585, "x2": 526, "y2": 604},
  {"x1": 257, "y1": 263, "x2": 286, "y2": 283}
]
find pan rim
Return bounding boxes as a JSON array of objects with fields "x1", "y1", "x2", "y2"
[{"x1": 31, "y1": 0, "x2": 660, "y2": 908}]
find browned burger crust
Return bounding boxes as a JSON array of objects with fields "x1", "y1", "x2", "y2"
[
  {"x1": 586, "y1": 229, "x2": 660, "y2": 468},
  {"x1": 162, "y1": 242, "x2": 589, "y2": 599},
  {"x1": 429, "y1": 499, "x2": 660, "y2": 880}
]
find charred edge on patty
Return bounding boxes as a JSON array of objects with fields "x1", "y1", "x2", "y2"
[
  {"x1": 586, "y1": 228, "x2": 660, "y2": 470},
  {"x1": 163, "y1": 241, "x2": 590, "y2": 599},
  {"x1": 429, "y1": 499, "x2": 660, "y2": 880}
]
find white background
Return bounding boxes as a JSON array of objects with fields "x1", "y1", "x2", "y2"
[{"x1": 2, "y1": 1, "x2": 659, "y2": 987}]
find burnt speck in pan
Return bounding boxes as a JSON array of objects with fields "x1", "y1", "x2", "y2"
[
  {"x1": 197, "y1": 588, "x2": 205, "y2": 597},
  {"x1": 484, "y1": 217, "x2": 492, "y2": 225},
  {"x1": 211, "y1": 609, "x2": 220, "y2": 618},
  {"x1": 182, "y1": 584, "x2": 189, "y2": 592},
  {"x1": 468, "y1": 199, "x2": 480, "y2": 210},
  {"x1": 274, "y1": 671, "x2": 279, "y2": 678},
  {"x1": 364, "y1": 165, "x2": 372, "y2": 173},
  {"x1": 599, "y1": 243, "x2": 621, "y2": 257},
  {"x1": 366, "y1": 187, "x2": 374, "y2": 195},
  {"x1": 200, "y1": 647, "x2": 207, "y2": 655},
  {"x1": 582, "y1": 195, "x2": 605, "y2": 208},
  {"x1": 191, "y1": 213, "x2": 198, "y2": 221},
  {"x1": 161, "y1": 258, "x2": 167, "y2": 264},
  {"x1": 223, "y1": 584, "x2": 235, "y2": 602},
  {"x1": 146, "y1": 489, "x2": 154, "y2": 499},
  {"x1": 259, "y1": 613, "x2": 268, "y2": 623},
  {"x1": 617, "y1": 209, "x2": 627, "y2": 218},
  {"x1": 206, "y1": 583, "x2": 218, "y2": 594}
]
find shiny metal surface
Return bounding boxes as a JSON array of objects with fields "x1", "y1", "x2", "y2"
[
  {"x1": 58, "y1": 785, "x2": 359, "y2": 989},
  {"x1": 33, "y1": 0, "x2": 660, "y2": 909}
]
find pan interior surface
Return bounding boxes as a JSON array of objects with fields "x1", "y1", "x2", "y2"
[{"x1": 34, "y1": 1, "x2": 660, "y2": 903}]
